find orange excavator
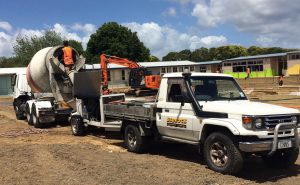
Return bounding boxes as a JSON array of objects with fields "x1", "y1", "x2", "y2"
[{"x1": 100, "y1": 54, "x2": 161, "y2": 95}]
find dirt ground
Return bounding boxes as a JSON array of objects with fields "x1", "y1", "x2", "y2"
[{"x1": 1, "y1": 96, "x2": 300, "y2": 185}]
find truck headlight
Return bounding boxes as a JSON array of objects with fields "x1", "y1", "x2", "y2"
[{"x1": 255, "y1": 118, "x2": 263, "y2": 129}]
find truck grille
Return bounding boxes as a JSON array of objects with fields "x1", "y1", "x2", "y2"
[{"x1": 264, "y1": 115, "x2": 293, "y2": 129}]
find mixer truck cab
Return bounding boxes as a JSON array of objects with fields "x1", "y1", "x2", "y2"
[
  {"x1": 71, "y1": 71, "x2": 300, "y2": 174},
  {"x1": 12, "y1": 71, "x2": 31, "y2": 120},
  {"x1": 14, "y1": 46, "x2": 85, "y2": 128}
]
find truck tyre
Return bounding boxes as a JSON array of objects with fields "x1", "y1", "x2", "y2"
[
  {"x1": 70, "y1": 116, "x2": 85, "y2": 136},
  {"x1": 26, "y1": 104, "x2": 33, "y2": 125},
  {"x1": 203, "y1": 132, "x2": 243, "y2": 174},
  {"x1": 262, "y1": 148, "x2": 299, "y2": 169},
  {"x1": 32, "y1": 105, "x2": 42, "y2": 128},
  {"x1": 14, "y1": 104, "x2": 25, "y2": 120},
  {"x1": 124, "y1": 124, "x2": 145, "y2": 153}
]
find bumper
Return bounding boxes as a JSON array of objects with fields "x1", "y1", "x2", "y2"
[
  {"x1": 239, "y1": 138, "x2": 299, "y2": 152},
  {"x1": 239, "y1": 122, "x2": 299, "y2": 154}
]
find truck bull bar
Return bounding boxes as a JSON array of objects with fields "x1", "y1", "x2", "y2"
[{"x1": 239, "y1": 123, "x2": 299, "y2": 155}]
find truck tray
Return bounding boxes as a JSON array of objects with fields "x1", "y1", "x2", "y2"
[{"x1": 103, "y1": 101, "x2": 156, "y2": 121}]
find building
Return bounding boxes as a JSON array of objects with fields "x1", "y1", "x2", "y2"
[
  {"x1": 221, "y1": 51, "x2": 300, "y2": 78},
  {"x1": 194, "y1": 60, "x2": 222, "y2": 73}
]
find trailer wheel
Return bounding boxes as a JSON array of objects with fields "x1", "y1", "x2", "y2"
[
  {"x1": 124, "y1": 124, "x2": 145, "y2": 153},
  {"x1": 26, "y1": 104, "x2": 33, "y2": 125},
  {"x1": 203, "y1": 132, "x2": 243, "y2": 174},
  {"x1": 262, "y1": 148, "x2": 299, "y2": 169},
  {"x1": 32, "y1": 104, "x2": 42, "y2": 128},
  {"x1": 70, "y1": 116, "x2": 85, "y2": 136}
]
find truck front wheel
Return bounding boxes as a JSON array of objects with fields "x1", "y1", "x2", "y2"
[
  {"x1": 14, "y1": 104, "x2": 25, "y2": 120},
  {"x1": 124, "y1": 125, "x2": 145, "y2": 153},
  {"x1": 70, "y1": 116, "x2": 85, "y2": 136},
  {"x1": 203, "y1": 132, "x2": 243, "y2": 174},
  {"x1": 262, "y1": 148, "x2": 299, "y2": 168}
]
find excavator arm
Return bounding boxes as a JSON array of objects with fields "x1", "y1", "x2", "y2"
[
  {"x1": 100, "y1": 54, "x2": 140, "y2": 86},
  {"x1": 100, "y1": 54, "x2": 161, "y2": 95}
]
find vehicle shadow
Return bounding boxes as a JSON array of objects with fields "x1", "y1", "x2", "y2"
[
  {"x1": 238, "y1": 155, "x2": 300, "y2": 183},
  {"x1": 63, "y1": 127, "x2": 300, "y2": 183}
]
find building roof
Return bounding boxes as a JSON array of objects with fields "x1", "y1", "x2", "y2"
[
  {"x1": 226, "y1": 53, "x2": 286, "y2": 61},
  {"x1": 0, "y1": 67, "x2": 26, "y2": 75},
  {"x1": 286, "y1": 50, "x2": 300, "y2": 54},
  {"x1": 196, "y1": 60, "x2": 222, "y2": 65},
  {"x1": 84, "y1": 60, "x2": 201, "y2": 70}
]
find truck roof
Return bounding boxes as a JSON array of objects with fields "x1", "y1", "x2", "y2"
[{"x1": 162, "y1": 72, "x2": 233, "y2": 78}]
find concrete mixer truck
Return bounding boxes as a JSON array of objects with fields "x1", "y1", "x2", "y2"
[{"x1": 12, "y1": 46, "x2": 85, "y2": 127}]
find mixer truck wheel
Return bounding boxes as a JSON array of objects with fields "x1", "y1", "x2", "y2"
[
  {"x1": 32, "y1": 104, "x2": 42, "y2": 128},
  {"x1": 26, "y1": 104, "x2": 33, "y2": 125},
  {"x1": 70, "y1": 116, "x2": 85, "y2": 136}
]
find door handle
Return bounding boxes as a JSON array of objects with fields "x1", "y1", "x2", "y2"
[{"x1": 165, "y1": 109, "x2": 169, "y2": 112}]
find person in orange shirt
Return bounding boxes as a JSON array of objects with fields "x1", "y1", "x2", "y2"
[{"x1": 62, "y1": 41, "x2": 76, "y2": 73}]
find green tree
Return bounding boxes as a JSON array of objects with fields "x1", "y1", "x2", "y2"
[
  {"x1": 162, "y1": 49, "x2": 191, "y2": 61},
  {"x1": 148, "y1": 55, "x2": 160, "y2": 62},
  {"x1": 191, "y1": 47, "x2": 210, "y2": 62},
  {"x1": 86, "y1": 22, "x2": 150, "y2": 64},
  {"x1": 215, "y1": 45, "x2": 247, "y2": 60},
  {"x1": 247, "y1": 46, "x2": 263, "y2": 56},
  {"x1": 68, "y1": 40, "x2": 84, "y2": 55},
  {"x1": 13, "y1": 30, "x2": 63, "y2": 66}
]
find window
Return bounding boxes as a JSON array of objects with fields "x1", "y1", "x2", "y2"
[
  {"x1": 200, "y1": 67, "x2": 206, "y2": 72},
  {"x1": 167, "y1": 67, "x2": 171, "y2": 73},
  {"x1": 172, "y1": 67, "x2": 178, "y2": 72},
  {"x1": 179, "y1": 67, "x2": 183, "y2": 72},
  {"x1": 190, "y1": 66, "x2": 195, "y2": 71},
  {"x1": 223, "y1": 62, "x2": 232, "y2": 66},
  {"x1": 232, "y1": 60, "x2": 263, "y2": 72},
  {"x1": 121, "y1": 70, "x2": 126, "y2": 80},
  {"x1": 107, "y1": 71, "x2": 111, "y2": 81},
  {"x1": 289, "y1": 54, "x2": 300, "y2": 60},
  {"x1": 161, "y1": 67, "x2": 166, "y2": 74},
  {"x1": 167, "y1": 78, "x2": 189, "y2": 103},
  {"x1": 191, "y1": 76, "x2": 247, "y2": 101}
]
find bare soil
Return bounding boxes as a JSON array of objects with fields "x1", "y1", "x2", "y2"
[{"x1": 1, "y1": 96, "x2": 300, "y2": 185}]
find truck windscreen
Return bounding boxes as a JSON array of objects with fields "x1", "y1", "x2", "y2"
[{"x1": 190, "y1": 76, "x2": 247, "y2": 101}]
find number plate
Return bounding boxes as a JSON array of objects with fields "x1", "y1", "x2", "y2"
[{"x1": 278, "y1": 140, "x2": 292, "y2": 149}]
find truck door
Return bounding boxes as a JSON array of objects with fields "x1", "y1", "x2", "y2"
[{"x1": 157, "y1": 78, "x2": 197, "y2": 141}]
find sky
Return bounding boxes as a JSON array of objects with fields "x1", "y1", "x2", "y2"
[{"x1": 0, "y1": 0, "x2": 300, "y2": 59}]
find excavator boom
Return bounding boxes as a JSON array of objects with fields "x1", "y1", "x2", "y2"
[{"x1": 99, "y1": 54, "x2": 160, "y2": 93}]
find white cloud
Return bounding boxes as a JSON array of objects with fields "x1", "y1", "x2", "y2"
[
  {"x1": 0, "y1": 21, "x2": 12, "y2": 32},
  {"x1": 0, "y1": 32, "x2": 13, "y2": 56},
  {"x1": 162, "y1": 7, "x2": 177, "y2": 17},
  {"x1": 123, "y1": 22, "x2": 227, "y2": 58},
  {"x1": 52, "y1": 23, "x2": 96, "y2": 48},
  {"x1": 189, "y1": 0, "x2": 300, "y2": 48}
]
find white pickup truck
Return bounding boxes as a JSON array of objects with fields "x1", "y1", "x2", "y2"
[{"x1": 71, "y1": 71, "x2": 300, "y2": 174}]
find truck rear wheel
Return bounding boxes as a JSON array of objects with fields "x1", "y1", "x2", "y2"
[
  {"x1": 26, "y1": 104, "x2": 33, "y2": 125},
  {"x1": 124, "y1": 124, "x2": 145, "y2": 153},
  {"x1": 203, "y1": 132, "x2": 243, "y2": 174},
  {"x1": 70, "y1": 116, "x2": 85, "y2": 136},
  {"x1": 262, "y1": 148, "x2": 299, "y2": 168},
  {"x1": 32, "y1": 105, "x2": 42, "y2": 128}
]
